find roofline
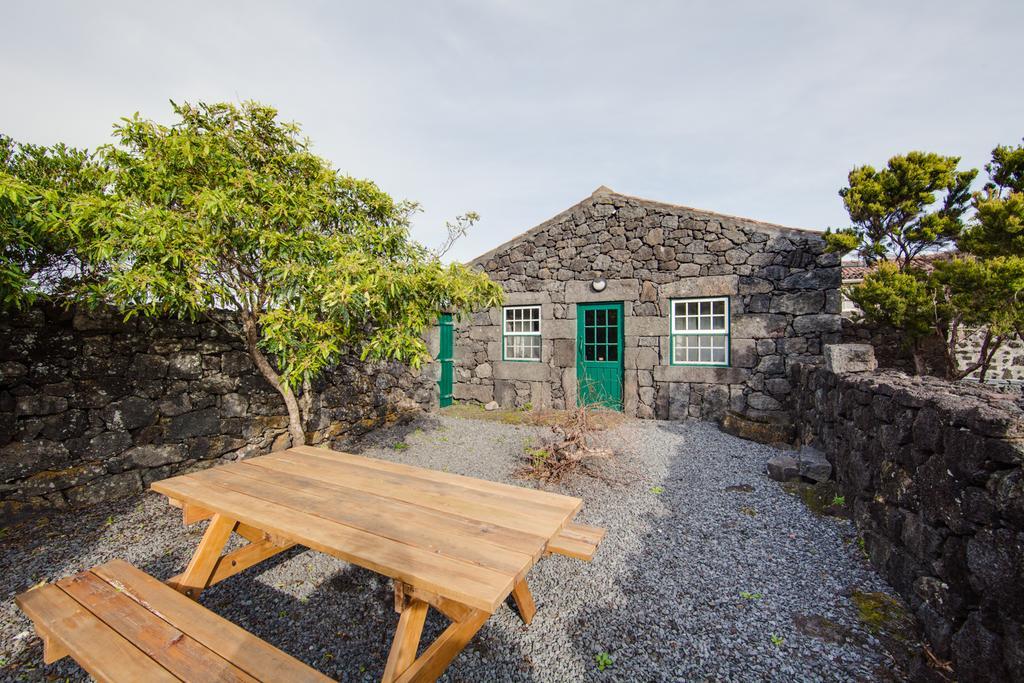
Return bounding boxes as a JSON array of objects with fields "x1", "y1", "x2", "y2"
[{"x1": 468, "y1": 186, "x2": 824, "y2": 266}]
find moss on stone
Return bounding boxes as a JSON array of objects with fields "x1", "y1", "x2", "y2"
[
  {"x1": 850, "y1": 590, "x2": 915, "y2": 643},
  {"x1": 781, "y1": 480, "x2": 850, "y2": 518}
]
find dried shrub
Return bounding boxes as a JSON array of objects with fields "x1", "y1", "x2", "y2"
[{"x1": 519, "y1": 403, "x2": 616, "y2": 482}]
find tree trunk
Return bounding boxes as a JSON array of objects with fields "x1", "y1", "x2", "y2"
[{"x1": 241, "y1": 315, "x2": 306, "y2": 447}]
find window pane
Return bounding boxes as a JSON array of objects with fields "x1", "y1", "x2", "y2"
[
  {"x1": 699, "y1": 301, "x2": 710, "y2": 315},
  {"x1": 586, "y1": 328, "x2": 594, "y2": 343},
  {"x1": 712, "y1": 347, "x2": 726, "y2": 363},
  {"x1": 585, "y1": 310, "x2": 594, "y2": 325},
  {"x1": 596, "y1": 327, "x2": 606, "y2": 343},
  {"x1": 607, "y1": 344, "x2": 618, "y2": 361},
  {"x1": 607, "y1": 309, "x2": 618, "y2": 326},
  {"x1": 713, "y1": 300, "x2": 725, "y2": 315},
  {"x1": 712, "y1": 315, "x2": 726, "y2": 330},
  {"x1": 585, "y1": 344, "x2": 596, "y2": 361},
  {"x1": 595, "y1": 310, "x2": 606, "y2": 326}
]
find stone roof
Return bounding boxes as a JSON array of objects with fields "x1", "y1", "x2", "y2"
[{"x1": 469, "y1": 186, "x2": 823, "y2": 266}]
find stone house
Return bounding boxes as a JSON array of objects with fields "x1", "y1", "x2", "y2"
[{"x1": 444, "y1": 186, "x2": 842, "y2": 420}]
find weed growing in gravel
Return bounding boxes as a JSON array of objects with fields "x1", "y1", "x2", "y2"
[
  {"x1": 105, "y1": 515, "x2": 114, "y2": 526},
  {"x1": 650, "y1": 485, "x2": 665, "y2": 494},
  {"x1": 770, "y1": 634, "x2": 784, "y2": 646},
  {"x1": 392, "y1": 442, "x2": 409, "y2": 451},
  {"x1": 832, "y1": 495, "x2": 846, "y2": 506},
  {"x1": 740, "y1": 591, "x2": 763, "y2": 600},
  {"x1": 595, "y1": 652, "x2": 614, "y2": 671},
  {"x1": 519, "y1": 404, "x2": 614, "y2": 482},
  {"x1": 857, "y1": 536, "x2": 869, "y2": 559}
]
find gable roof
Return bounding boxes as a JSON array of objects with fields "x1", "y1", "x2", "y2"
[{"x1": 469, "y1": 185, "x2": 823, "y2": 266}]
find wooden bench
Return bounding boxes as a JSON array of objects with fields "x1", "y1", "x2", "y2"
[
  {"x1": 547, "y1": 522, "x2": 606, "y2": 562},
  {"x1": 15, "y1": 559, "x2": 331, "y2": 682}
]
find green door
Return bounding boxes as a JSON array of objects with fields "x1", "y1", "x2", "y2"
[
  {"x1": 576, "y1": 302, "x2": 624, "y2": 410},
  {"x1": 438, "y1": 313, "x2": 454, "y2": 407}
]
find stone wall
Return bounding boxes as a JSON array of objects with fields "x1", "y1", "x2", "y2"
[
  {"x1": 790, "y1": 361, "x2": 1024, "y2": 681},
  {"x1": 843, "y1": 317, "x2": 1024, "y2": 384},
  {"x1": 454, "y1": 187, "x2": 842, "y2": 421},
  {"x1": 0, "y1": 304, "x2": 435, "y2": 519}
]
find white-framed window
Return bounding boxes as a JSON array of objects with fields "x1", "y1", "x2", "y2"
[
  {"x1": 671, "y1": 297, "x2": 730, "y2": 366},
  {"x1": 503, "y1": 305, "x2": 542, "y2": 361}
]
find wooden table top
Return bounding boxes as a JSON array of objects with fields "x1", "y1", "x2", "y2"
[{"x1": 151, "y1": 446, "x2": 583, "y2": 612}]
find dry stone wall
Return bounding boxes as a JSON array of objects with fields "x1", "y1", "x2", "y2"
[
  {"x1": 0, "y1": 304, "x2": 434, "y2": 518},
  {"x1": 790, "y1": 361, "x2": 1024, "y2": 681},
  {"x1": 454, "y1": 189, "x2": 842, "y2": 421}
]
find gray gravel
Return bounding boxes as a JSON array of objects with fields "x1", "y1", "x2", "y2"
[{"x1": 1, "y1": 414, "x2": 909, "y2": 682}]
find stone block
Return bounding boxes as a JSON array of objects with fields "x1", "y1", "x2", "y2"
[
  {"x1": 452, "y1": 382, "x2": 493, "y2": 404},
  {"x1": 793, "y1": 314, "x2": 842, "y2": 335},
  {"x1": 732, "y1": 314, "x2": 788, "y2": 339},
  {"x1": 824, "y1": 344, "x2": 877, "y2": 374},
  {"x1": 767, "y1": 455, "x2": 800, "y2": 482},
  {"x1": 168, "y1": 352, "x2": 203, "y2": 379},
  {"x1": 493, "y1": 361, "x2": 549, "y2": 382},
  {"x1": 493, "y1": 379, "x2": 516, "y2": 406},
  {"x1": 654, "y1": 365, "x2": 750, "y2": 384},
  {"x1": 166, "y1": 408, "x2": 221, "y2": 440},
  {"x1": 101, "y1": 397, "x2": 157, "y2": 431},
  {"x1": 797, "y1": 446, "x2": 832, "y2": 483},
  {"x1": 770, "y1": 291, "x2": 824, "y2": 315},
  {"x1": 623, "y1": 370, "x2": 638, "y2": 417},
  {"x1": 668, "y1": 382, "x2": 690, "y2": 420},
  {"x1": 659, "y1": 275, "x2": 739, "y2": 299},
  {"x1": 552, "y1": 339, "x2": 575, "y2": 367},
  {"x1": 564, "y1": 278, "x2": 640, "y2": 303},
  {"x1": 719, "y1": 411, "x2": 795, "y2": 445}
]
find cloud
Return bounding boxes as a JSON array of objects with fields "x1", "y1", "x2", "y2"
[{"x1": 3, "y1": 0, "x2": 1021, "y2": 261}]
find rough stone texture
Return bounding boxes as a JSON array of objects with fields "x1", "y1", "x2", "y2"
[
  {"x1": 790, "y1": 363, "x2": 1024, "y2": 680},
  {"x1": 824, "y1": 343, "x2": 877, "y2": 374},
  {"x1": 451, "y1": 188, "x2": 841, "y2": 420},
  {"x1": 0, "y1": 304, "x2": 434, "y2": 518}
]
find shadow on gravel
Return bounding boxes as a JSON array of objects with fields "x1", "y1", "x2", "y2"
[
  {"x1": 197, "y1": 559, "x2": 534, "y2": 682},
  {"x1": 339, "y1": 413, "x2": 447, "y2": 454}
]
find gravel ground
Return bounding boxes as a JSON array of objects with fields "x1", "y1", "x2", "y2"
[{"x1": 1, "y1": 414, "x2": 913, "y2": 682}]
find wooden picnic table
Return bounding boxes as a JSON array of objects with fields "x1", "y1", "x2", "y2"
[{"x1": 150, "y1": 445, "x2": 604, "y2": 682}]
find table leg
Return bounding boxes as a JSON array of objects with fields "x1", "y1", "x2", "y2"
[
  {"x1": 382, "y1": 599, "x2": 428, "y2": 682},
  {"x1": 510, "y1": 578, "x2": 537, "y2": 624},
  {"x1": 384, "y1": 581, "x2": 490, "y2": 683},
  {"x1": 167, "y1": 514, "x2": 236, "y2": 599}
]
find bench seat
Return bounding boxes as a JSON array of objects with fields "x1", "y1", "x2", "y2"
[
  {"x1": 15, "y1": 559, "x2": 331, "y2": 682},
  {"x1": 546, "y1": 522, "x2": 606, "y2": 561}
]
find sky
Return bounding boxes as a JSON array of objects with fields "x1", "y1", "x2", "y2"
[{"x1": 3, "y1": 0, "x2": 1021, "y2": 262}]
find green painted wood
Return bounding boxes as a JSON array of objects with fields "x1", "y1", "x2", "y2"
[
  {"x1": 438, "y1": 313, "x2": 454, "y2": 407},
  {"x1": 576, "y1": 302, "x2": 624, "y2": 410}
]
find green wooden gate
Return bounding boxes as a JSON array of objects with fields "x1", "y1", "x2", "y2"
[
  {"x1": 438, "y1": 313, "x2": 454, "y2": 408},
  {"x1": 576, "y1": 302, "x2": 624, "y2": 410}
]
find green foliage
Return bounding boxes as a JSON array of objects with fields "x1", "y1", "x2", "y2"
[
  {"x1": 67, "y1": 101, "x2": 502, "y2": 443},
  {"x1": 649, "y1": 485, "x2": 665, "y2": 495},
  {"x1": 930, "y1": 255, "x2": 1024, "y2": 379},
  {"x1": 831, "y1": 495, "x2": 845, "y2": 507},
  {"x1": 961, "y1": 140, "x2": 1024, "y2": 258},
  {"x1": 770, "y1": 633, "x2": 784, "y2": 647},
  {"x1": 847, "y1": 262, "x2": 935, "y2": 347},
  {"x1": 739, "y1": 591, "x2": 762, "y2": 600},
  {"x1": 594, "y1": 652, "x2": 614, "y2": 671},
  {"x1": 0, "y1": 135, "x2": 104, "y2": 309},
  {"x1": 828, "y1": 151, "x2": 976, "y2": 269},
  {"x1": 392, "y1": 442, "x2": 409, "y2": 451}
]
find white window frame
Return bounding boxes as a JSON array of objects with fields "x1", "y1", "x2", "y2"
[
  {"x1": 670, "y1": 296, "x2": 730, "y2": 366},
  {"x1": 503, "y1": 305, "x2": 542, "y2": 362}
]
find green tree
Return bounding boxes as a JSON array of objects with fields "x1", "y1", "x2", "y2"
[
  {"x1": 961, "y1": 140, "x2": 1024, "y2": 258},
  {"x1": 930, "y1": 256, "x2": 1024, "y2": 381},
  {"x1": 826, "y1": 152, "x2": 977, "y2": 269},
  {"x1": 0, "y1": 136, "x2": 104, "y2": 309},
  {"x1": 73, "y1": 101, "x2": 502, "y2": 445},
  {"x1": 847, "y1": 262, "x2": 936, "y2": 374}
]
